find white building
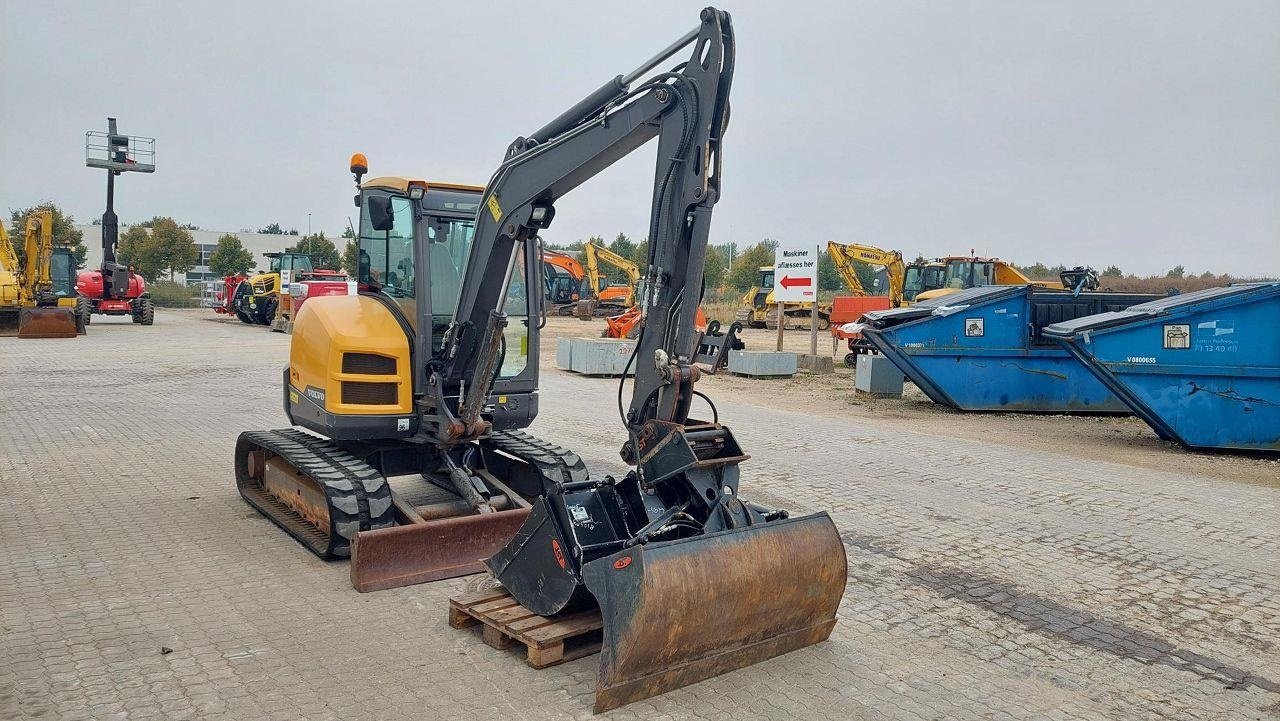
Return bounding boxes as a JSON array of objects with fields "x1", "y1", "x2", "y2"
[{"x1": 76, "y1": 225, "x2": 330, "y2": 284}]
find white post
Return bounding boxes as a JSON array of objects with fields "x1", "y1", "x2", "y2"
[{"x1": 809, "y1": 242, "x2": 819, "y2": 357}]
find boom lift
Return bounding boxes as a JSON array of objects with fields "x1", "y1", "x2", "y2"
[
  {"x1": 575, "y1": 239, "x2": 639, "y2": 318},
  {"x1": 234, "y1": 8, "x2": 843, "y2": 712},
  {"x1": 79, "y1": 118, "x2": 155, "y2": 326},
  {"x1": 0, "y1": 211, "x2": 82, "y2": 338}
]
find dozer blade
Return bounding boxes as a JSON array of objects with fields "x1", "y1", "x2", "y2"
[
  {"x1": 17, "y1": 307, "x2": 79, "y2": 339},
  {"x1": 351, "y1": 507, "x2": 531, "y2": 592},
  {"x1": 582, "y1": 512, "x2": 847, "y2": 713}
]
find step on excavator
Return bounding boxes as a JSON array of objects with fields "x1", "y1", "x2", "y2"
[{"x1": 234, "y1": 8, "x2": 845, "y2": 712}]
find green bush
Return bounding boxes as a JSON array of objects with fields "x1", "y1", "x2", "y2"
[{"x1": 148, "y1": 280, "x2": 202, "y2": 308}]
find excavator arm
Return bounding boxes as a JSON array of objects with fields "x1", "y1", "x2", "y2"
[
  {"x1": 436, "y1": 11, "x2": 728, "y2": 440},
  {"x1": 827, "y1": 240, "x2": 906, "y2": 307},
  {"x1": 476, "y1": 8, "x2": 846, "y2": 712},
  {"x1": 582, "y1": 242, "x2": 603, "y2": 300},
  {"x1": 21, "y1": 211, "x2": 55, "y2": 303}
]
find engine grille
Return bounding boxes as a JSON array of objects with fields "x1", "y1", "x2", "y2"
[
  {"x1": 340, "y1": 381, "x2": 397, "y2": 405},
  {"x1": 341, "y1": 353, "x2": 397, "y2": 375}
]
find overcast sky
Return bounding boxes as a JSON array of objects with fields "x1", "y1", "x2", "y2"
[{"x1": 2, "y1": 1, "x2": 1277, "y2": 277}]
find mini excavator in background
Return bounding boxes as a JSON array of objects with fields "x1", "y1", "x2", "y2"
[{"x1": 234, "y1": 8, "x2": 845, "y2": 712}]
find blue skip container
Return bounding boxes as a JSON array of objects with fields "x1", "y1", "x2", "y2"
[
  {"x1": 1043, "y1": 283, "x2": 1280, "y2": 453},
  {"x1": 858, "y1": 285, "x2": 1161, "y2": 412}
]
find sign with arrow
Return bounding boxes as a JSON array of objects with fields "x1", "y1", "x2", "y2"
[{"x1": 772, "y1": 244, "x2": 818, "y2": 302}]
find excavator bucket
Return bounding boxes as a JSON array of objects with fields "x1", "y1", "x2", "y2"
[
  {"x1": 581, "y1": 512, "x2": 847, "y2": 713},
  {"x1": 350, "y1": 508, "x2": 531, "y2": 592},
  {"x1": 17, "y1": 307, "x2": 78, "y2": 339}
]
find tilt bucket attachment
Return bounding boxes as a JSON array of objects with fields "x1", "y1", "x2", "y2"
[{"x1": 582, "y1": 512, "x2": 847, "y2": 713}]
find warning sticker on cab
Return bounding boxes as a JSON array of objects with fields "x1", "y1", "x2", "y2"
[{"x1": 486, "y1": 194, "x2": 502, "y2": 222}]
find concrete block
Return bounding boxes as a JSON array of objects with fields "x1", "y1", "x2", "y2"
[
  {"x1": 556, "y1": 337, "x2": 574, "y2": 371},
  {"x1": 565, "y1": 337, "x2": 636, "y2": 376},
  {"x1": 855, "y1": 353, "x2": 904, "y2": 396},
  {"x1": 728, "y1": 350, "x2": 797, "y2": 378},
  {"x1": 798, "y1": 354, "x2": 835, "y2": 375}
]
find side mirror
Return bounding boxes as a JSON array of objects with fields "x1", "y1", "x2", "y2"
[{"x1": 367, "y1": 195, "x2": 395, "y2": 231}]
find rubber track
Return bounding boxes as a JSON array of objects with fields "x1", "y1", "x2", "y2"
[
  {"x1": 483, "y1": 429, "x2": 589, "y2": 491},
  {"x1": 234, "y1": 429, "x2": 394, "y2": 559}
]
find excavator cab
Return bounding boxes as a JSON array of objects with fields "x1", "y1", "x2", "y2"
[
  {"x1": 943, "y1": 258, "x2": 996, "y2": 289},
  {"x1": 902, "y1": 262, "x2": 944, "y2": 302}
]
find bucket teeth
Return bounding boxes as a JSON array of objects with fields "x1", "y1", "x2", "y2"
[{"x1": 583, "y1": 512, "x2": 847, "y2": 713}]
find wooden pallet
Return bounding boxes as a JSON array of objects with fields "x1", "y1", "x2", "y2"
[{"x1": 448, "y1": 587, "x2": 603, "y2": 669}]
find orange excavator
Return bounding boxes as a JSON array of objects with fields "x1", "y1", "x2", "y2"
[{"x1": 542, "y1": 249, "x2": 585, "y2": 316}]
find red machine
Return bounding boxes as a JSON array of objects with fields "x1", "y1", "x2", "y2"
[
  {"x1": 289, "y1": 275, "x2": 353, "y2": 314},
  {"x1": 82, "y1": 117, "x2": 156, "y2": 326},
  {"x1": 76, "y1": 266, "x2": 153, "y2": 325},
  {"x1": 272, "y1": 270, "x2": 352, "y2": 333},
  {"x1": 211, "y1": 274, "x2": 248, "y2": 320},
  {"x1": 829, "y1": 295, "x2": 892, "y2": 366}
]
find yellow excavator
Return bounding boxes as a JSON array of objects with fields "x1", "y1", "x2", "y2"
[
  {"x1": 826, "y1": 241, "x2": 907, "y2": 307},
  {"x1": 574, "y1": 239, "x2": 639, "y2": 318},
  {"x1": 0, "y1": 210, "x2": 83, "y2": 338},
  {"x1": 234, "y1": 9, "x2": 843, "y2": 713}
]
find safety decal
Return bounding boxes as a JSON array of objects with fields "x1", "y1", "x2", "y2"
[
  {"x1": 965, "y1": 318, "x2": 984, "y2": 337},
  {"x1": 486, "y1": 194, "x2": 503, "y2": 222}
]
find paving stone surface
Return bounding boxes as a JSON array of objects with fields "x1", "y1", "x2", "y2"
[{"x1": 2, "y1": 310, "x2": 1277, "y2": 720}]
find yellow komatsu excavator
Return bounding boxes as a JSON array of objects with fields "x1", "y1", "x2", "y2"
[
  {"x1": 574, "y1": 240, "x2": 639, "y2": 318},
  {"x1": 234, "y1": 9, "x2": 843, "y2": 712},
  {"x1": 826, "y1": 241, "x2": 907, "y2": 307},
  {"x1": 0, "y1": 210, "x2": 83, "y2": 338}
]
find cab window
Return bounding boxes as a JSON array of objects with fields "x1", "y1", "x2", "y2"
[
  {"x1": 359, "y1": 194, "x2": 416, "y2": 299},
  {"x1": 903, "y1": 267, "x2": 922, "y2": 301},
  {"x1": 50, "y1": 250, "x2": 75, "y2": 297}
]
